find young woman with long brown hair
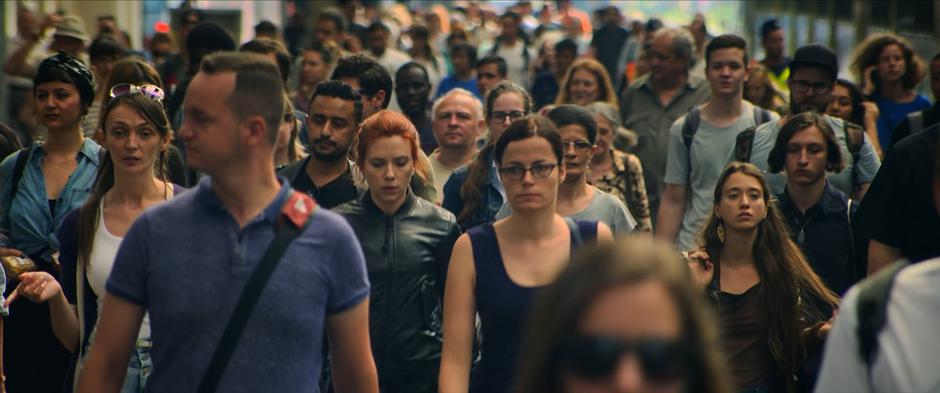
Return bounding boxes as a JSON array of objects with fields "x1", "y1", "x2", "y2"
[
  {"x1": 11, "y1": 84, "x2": 182, "y2": 393},
  {"x1": 687, "y1": 162, "x2": 838, "y2": 392}
]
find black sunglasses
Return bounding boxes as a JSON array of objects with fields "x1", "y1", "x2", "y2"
[{"x1": 559, "y1": 335, "x2": 691, "y2": 382}]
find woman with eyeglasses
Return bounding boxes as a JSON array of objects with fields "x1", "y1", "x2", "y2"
[
  {"x1": 586, "y1": 102, "x2": 652, "y2": 232},
  {"x1": 442, "y1": 81, "x2": 532, "y2": 230},
  {"x1": 495, "y1": 105, "x2": 636, "y2": 233},
  {"x1": 515, "y1": 235, "x2": 732, "y2": 393},
  {"x1": 686, "y1": 163, "x2": 839, "y2": 393},
  {"x1": 333, "y1": 110, "x2": 459, "y2": 391},
  {"x1": 9, "y1": 82, "x2": 182, "y2": 393},
  {"x1": 439, "y1": 115, "x2": 614, "y2": 393},
  {"x1": 0, "y1": 52, "x2": 101, "y2": 393}
]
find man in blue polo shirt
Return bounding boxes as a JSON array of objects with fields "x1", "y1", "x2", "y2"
[{"x1": 77, "y1": 52, "x2": 378, "y2": 393}]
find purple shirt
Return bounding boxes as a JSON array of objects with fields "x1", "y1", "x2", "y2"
[{"x1": 107, "y1": 177, "x2": 369, "y2": 392}]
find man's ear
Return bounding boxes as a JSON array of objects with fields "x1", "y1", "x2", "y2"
[
  {"x1": 244, "y1": 116, "x2": 268, "y2": 146},
  {"x1": 373, "y1": 90, "x2": 387, "y2": 109}
]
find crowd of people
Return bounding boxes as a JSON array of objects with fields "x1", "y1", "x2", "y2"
[{"x1": 1, "y1": 1, "x2": 939, "y2": 392}]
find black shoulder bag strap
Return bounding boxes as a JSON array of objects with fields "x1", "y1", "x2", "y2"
[
  {"x1": 564, "y1": 217, "x2": 583, "y2": 247},
  {"x1": 682, "y1": 107, "x2": 701, "y2": 181},
  {"x1": 856, "y1": 259, "x2": 909, "y2": 377},
  {"x1": 907, "y1": 111, "x2": 923, "y2": 134},
  {"x1": 734, "y1": 126, "x2": 757, "y2": 163},
  {"x1": 10, "y1": 146, "x2": 33, "y2": 199},
  {"x1": 197, "y1": 191, "x2": 317, "y2": 393}
]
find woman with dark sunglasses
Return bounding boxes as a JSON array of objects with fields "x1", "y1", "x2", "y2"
[
  {"x1": 686, "y1": 163, "x2": 839, "y2": 393},
  {"x1": 8, "y1": 83, "x2": 183, "y2": 393},
  {"x1": 516, "y1": 235, "x2": 732, "y2": 393},
  {"x1": 0, "y1": 52, "x2": 101, "y2": 393},
  {"x1": 440, "y1": 115, "x2": 613, "y2": 393}
]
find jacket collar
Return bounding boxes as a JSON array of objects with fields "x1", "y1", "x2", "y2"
[
  {"x1": 362, "y1": 188, "x2": 417, "y2": 217},
  {"x1": 779, "y1": 180, "x2": 844, "y2": 216}
]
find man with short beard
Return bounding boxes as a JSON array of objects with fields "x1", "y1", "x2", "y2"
[
  {"x1": 742, "y1": 44, "x2": 881, "y2": 201},
  {"x1": 278, "y1": 80, "x2": 362, "y2": 208}
]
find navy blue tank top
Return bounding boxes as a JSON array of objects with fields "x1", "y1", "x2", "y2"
[{"x1": 468, "y1": 218, "x2": 597, "y2": 393}]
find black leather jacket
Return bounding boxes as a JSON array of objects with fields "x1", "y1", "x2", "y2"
[{"x1": 333, "y1": 191, "x2": 460, "y2": 383}]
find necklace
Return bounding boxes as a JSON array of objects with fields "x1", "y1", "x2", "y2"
[
  {"x1": 46, "y1": 155, "x2": 72, "y2": 170},
  {"x1": 792, "y1": 210, "x2": 817, "y2": 245}
]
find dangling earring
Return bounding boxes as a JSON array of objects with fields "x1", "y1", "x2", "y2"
[{"x1": 717, "y1": 220, "x2": 726, "y2": 243}]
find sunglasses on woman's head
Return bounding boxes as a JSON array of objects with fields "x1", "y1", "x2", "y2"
[
  {"x1": 109, "y1": 83, "x2": 165, "y2": 103},
  {"x1": 559, "y1": 335, "x2": 691, "y2": 383}
]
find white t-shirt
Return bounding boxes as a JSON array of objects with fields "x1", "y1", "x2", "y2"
[
  {"x1": 87, "y1": 205, "x2": 151, "y2": 340},
  {"x1": 429, "y1": 151, "x2": 462, "y2": 203},
  {"x1": 816, "y1": 258, "x2": 940, "y2": 392},
  {"x1": 494, "y1": 41, "x2": 533, "y2": 89}
]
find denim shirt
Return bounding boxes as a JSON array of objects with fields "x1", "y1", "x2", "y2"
[
  {"x1": 441, "y1": 150, "x2": 505, "y2": 231},
  {"x1": 0, "y1": 139, "x2": 100, "y2": 260}
]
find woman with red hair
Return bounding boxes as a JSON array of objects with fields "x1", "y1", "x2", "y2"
[{"x1": 333, "y1": 110, "x2": 460, "y2": 391}]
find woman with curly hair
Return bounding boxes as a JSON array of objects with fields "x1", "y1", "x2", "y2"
[{"x1": 850, "y1": 33, "x2": 930, "y2": 149}]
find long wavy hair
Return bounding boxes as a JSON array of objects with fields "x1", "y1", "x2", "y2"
[
  {"x1": 456, "y1": 81, "x2": 532, "y2": 227},
  {"x1": 850, "y1": 33, "x2": 926, "y2": 93},
  {"x1": 516, "y1": 235, "x2": 732, "y2": 393},
  {"x1": 697, "y1": 162, "x2": 838, "y2": 392},
  {"x1": 555, "y1": 58, "x2": 618, "y2": 107},
  {"x1": 77, "y1": 93, "x2": 172, "y2": 268}
]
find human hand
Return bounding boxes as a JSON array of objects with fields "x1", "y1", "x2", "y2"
[
  {"x1": 862, "y1": 66, "x2": 877, "y2": 96},
  {"x1": 4, "y1": 271, "x2": 62, "y2": 307},
  {"x1": 0, "y1": 248, "x2": 23, "y2": 258},
  {"x1": 39, "y1": 13, "x2": 62, "y2": 33},
  {"x1": 684, "y1": 249, "x2": 714, "y2": 290},
  {"x1": 861, "y1": 101, "x2": 880, "y2": 124},
  {"x1": 817, "y1": 310, "x2": 837, "y2": 339}
]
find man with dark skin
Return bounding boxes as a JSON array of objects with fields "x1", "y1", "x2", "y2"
[
  {"x1": 759, "y1": 19, "x2": 791, "y2": 94},
  {"x1": 396, "y1": 62, "x2": 436, "y2": 154},
  {"x1": 475, "y1": 56, "x2": 507, "y2": 100}
]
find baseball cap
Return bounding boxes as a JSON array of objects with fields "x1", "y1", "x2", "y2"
[
  {"x1": 789, "y1": 43, "x2": 839, "y2": 82},
  {"x1": 54, "y1": 15, "x2": 89, "y2": 43}
]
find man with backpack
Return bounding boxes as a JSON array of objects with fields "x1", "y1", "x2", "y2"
[
  {"x1": 657, "y1": 34, "x2": 777, "y2": 251},
  {"x1": 737, "y1": 44, "x2": 881, "y2": 201},
  {"x1": 814, "y1": 136, "x2": 940, "y2": 392}
]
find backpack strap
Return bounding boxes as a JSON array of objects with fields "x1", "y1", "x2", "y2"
[
  {"x1": 682, "y1": 108, "x2": 701, "y2": 180},
  {"x1": 843, "y1": 121, "x2": 865, "y2": 194},
  {"x1": 564, "y1": 216, "x2": 584, "y2": 247},
  {"x1": 907, "y1": 111, "x2": 924, "y2": 134},
  {"x1": 734, "y1": 126, "x2": 757, "y2": 163},
  {"x1": 10, "y1": 146, "x2": 33, "y2": 199},
  {"x1": 856, "y1": 260, "x2": 909, "y2": 372},
  {"x1": 754, "y1": 106, "x2": 771, "y2": 125}
]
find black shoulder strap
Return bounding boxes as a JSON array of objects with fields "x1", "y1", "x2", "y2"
[
  {"x1": 856, "y1": 259, "x2": 909, "y2": 371},
  {"x1": 198, "y1": 191, "x2": 317, "y2": 393},
  {"x1": 843, "y1": 121, "x2": 864, "y2": 193},
  {"x1": 682, "y1": 107, "x2": 700, "y2": 152},
  {"x1": 682, "y1": 108, "x2": 701, "y2": 180},
  {"x1": 564, "y1": 217, "x2": 583, "y2": 247},
  {"x1": 907, "y1": 111, "x2": 924, "y2": 134},
  {"x1": 10, "y1": 146, "x2": 33, "y2": 199},
  {"x1": 734, "y1": 126, "x2": 757, "y2": 163},
  {"x1": 754, "y1": 106, "x2": 771, "y2": 125}
]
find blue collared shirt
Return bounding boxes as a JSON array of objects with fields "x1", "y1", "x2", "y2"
[
  {"x1": 778, "y1": 181, "x2": 861, "y2": 295},
  {"x1": 0, "y1": 139, "x2": 100, "y2": 259}
]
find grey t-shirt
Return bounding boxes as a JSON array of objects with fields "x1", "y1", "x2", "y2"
[
  {"x1": 748, "y1": 115, "x2": 881, "y2": 196},
  {"x1": 664, "y1": 102, "x2": 780, "y2": 251},
  {"x1": 495, "y1": 186, "x2": 637, "y2": 233}
]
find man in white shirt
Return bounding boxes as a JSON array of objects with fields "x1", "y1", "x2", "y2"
[
  {"x1": 365, "y1": 21, "x2": 410, "y2": 77},
  {"x1": 429, "y1": 88, "x2": 485, "y2": 202}
]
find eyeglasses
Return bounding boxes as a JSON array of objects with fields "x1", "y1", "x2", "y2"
[
  {"x1": 110, "y1": 83, "x2": 165, "y2": 103},
  {"x1": 490, "y1": 111, "x2": 526, "y2": 122},
  {"x1": 789, "y1": 79, "x2": 832, "y2": 95},
  {"x1": 559, "y1": 335, "x2": 691, "y2": 382},
  {"x1": 561, "y1": 139, "x2": 594, "y2": 152},
  {"x1": 498, "y1": 163, "x2": 557, "y2": 181}
]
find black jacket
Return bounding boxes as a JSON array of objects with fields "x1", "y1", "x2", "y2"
[{"x1": 333, "y1": 191, "x2": 460, "y2": 383}]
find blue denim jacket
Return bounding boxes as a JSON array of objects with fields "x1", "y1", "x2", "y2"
[
  {"x1": 0, "y1": 139, "x2": 100, "y2": 260},
  {"x1": 441, "y1": 150, "x2": 505, "y2": 231}
]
